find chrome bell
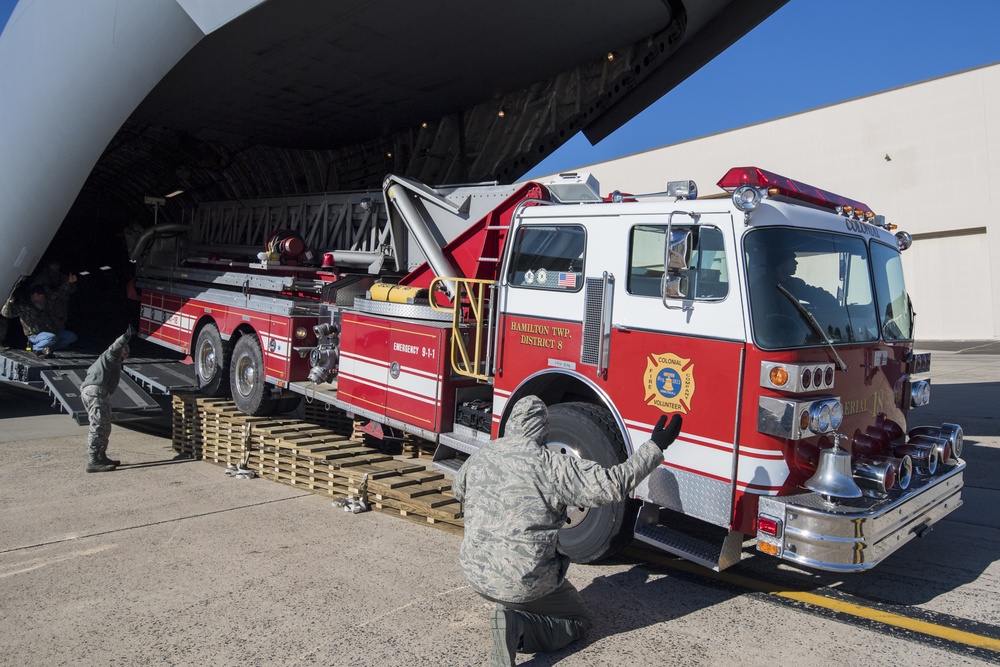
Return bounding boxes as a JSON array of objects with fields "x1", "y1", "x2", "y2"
[{"x1": 804, "y1": 437, "x2": 862, "y2": 500}]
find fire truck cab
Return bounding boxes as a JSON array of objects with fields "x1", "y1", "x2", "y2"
[{"x1": 134, "y1": 166, "x2": 965, "y2": 572}]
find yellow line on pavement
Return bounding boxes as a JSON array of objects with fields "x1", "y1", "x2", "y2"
[{"x1": 627, "y1": 548, "x2": 1000, "y2": 653}]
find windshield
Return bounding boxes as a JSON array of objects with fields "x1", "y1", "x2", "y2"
[
  {"x1": 870, "y1": 240, "x2": 914, "y2": 341},
  {"x1": 745, "y1": 229, "x2": 881, "y2": 348}
]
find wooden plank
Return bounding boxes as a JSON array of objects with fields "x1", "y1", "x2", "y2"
[
  {"x1": 176, "y1": 397, "x2": 471, "y2": 529},
  {"x1": 374, "y1": 480, "x2": 452, "y2": 501},
  {"x1": 341, "y1": 460, "x2": 427, "y2": 480},
  {"x1": 375, "y1": 495, "x2": 463, "y2": 521}
]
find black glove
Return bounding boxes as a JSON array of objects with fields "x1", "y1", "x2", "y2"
[
  {"x1": 125, "y1": 323, "x2": 137, "y2": 340},
  {"x1": 650, "y1": 414, "x2": 682, "y2": 451}
]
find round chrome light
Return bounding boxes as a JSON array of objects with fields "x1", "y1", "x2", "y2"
[
  {"x1": 732, "y1": 185, "x2": 762, "y2": 212},
  {"x1": 829, "y1": 401, "x2": 844, "y2": 430},
  {"x1": 818, "y1": 404, "x2": 832, "y2": 432},
  {"x1": 801, "y1": 368, "x2": 812, "y2": 389},
  {"x1": 808, "y1": 402, "x2": 833, "y2": 433},
  {"x1": 910, "y1": 380, "x2": 931, "y2": 407},
  {"x1": 295, "y1": 327, "x2": 308, "y2": 340},
  {"x1": 824, "y1": 366, "x2": 835, "y2": 387}
]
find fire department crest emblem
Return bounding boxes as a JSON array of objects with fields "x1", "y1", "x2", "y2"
[{"x1": 643, "y1": 352, "x2": 695, "y2": 414}]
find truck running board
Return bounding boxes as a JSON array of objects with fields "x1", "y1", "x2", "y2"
[
  {"x1": 432, "y1": 426, "x2": 489, "y2": 474},
  {"x1": 633, "y1": 502, "x2": 744, "y2": 572}
]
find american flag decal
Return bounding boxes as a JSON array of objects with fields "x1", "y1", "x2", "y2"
[{"x1": 558, "y1": 272, "x2": 576, "y2": 288}]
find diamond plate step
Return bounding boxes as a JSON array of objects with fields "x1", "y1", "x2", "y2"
[{"x1": 633, "y1": 503, "x2": 744, "y2": 572}]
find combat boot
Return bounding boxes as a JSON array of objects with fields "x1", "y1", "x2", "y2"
[
  {"x1": 99, "y1": 453, "x2": 121, "y2": 467},
  {"x1": 488, "y1": 605, "x2": 522, "y2": 667},
  {"x1": 86, "y1": 453, "x2": 116, "y2": 473}
]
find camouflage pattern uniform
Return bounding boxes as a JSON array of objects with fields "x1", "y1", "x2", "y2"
[
  {"x1": 453, "y1": 395, "x2": 663, "y2": 662},
  {"x1": 81, "y1": 331, "x2": 131, "y2": 471},
  {"x1": 1, "y1": 288, "x2": 77, "y2": 351},
  {"x1": 32, "y1": 267, "x2": 77, "y2": 330},
  {"x1": 2, "y1": 294, "x2": 62, "y2": 338}
]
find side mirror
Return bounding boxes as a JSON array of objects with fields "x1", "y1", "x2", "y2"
[
  {"x1": 666, "y1": 228, "x2": 692, "y2": 271},
  {"x1": 660, "y1": 212, "x2": 698, "y2": 311},
  {"x1": 662, "y1": 229, "x2": 692, "y2": 299}
]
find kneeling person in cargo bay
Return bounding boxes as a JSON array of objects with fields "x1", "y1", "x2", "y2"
[
  {"x1": 81, "y1": 326, "x2": 134, "y2": 473},
  {"x1": 453, "y1": 395, "x2": 681, "y2": 666}
]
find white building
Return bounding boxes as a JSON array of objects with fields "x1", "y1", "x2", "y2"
[{"x1": 570, "y1": 61, "x2": 1000, "y2": 343}]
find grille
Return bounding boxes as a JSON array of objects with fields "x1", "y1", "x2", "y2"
[{"x1": 580, "y1": 277, "x2": 603, "y2": 365}]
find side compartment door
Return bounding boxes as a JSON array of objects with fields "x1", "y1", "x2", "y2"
[{"x1": 336, "y1": 312, "x2": 390, "y2": 417}]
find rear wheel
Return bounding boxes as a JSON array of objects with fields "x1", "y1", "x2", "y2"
[
  {"x1": 546, "y1": 402, "x2": 639, "y2": 563},
  {"x1": 194, "y1": 324, "x2": 230, "y2": 396},
  {"x1": 273, "y1": 393, "x2": 302, "y2": 414},
  {"x1": 230, "y1": 335, "x2": 275, "y2": 416}
]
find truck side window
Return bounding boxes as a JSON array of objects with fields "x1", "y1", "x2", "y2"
[
  {"x1": 870, "y1": 241, "x2": 913, "y2": 341},
  {"x1": 627, "y1": 225, "x2": 729, "y2": 299},
  {"x1": 506, "y1": 225, "x2": 585, "y2": 291}
]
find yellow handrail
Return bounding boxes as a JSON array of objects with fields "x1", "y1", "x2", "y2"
[{"x1": 428, "y1": 276, "x2": 495, "y2": 381}]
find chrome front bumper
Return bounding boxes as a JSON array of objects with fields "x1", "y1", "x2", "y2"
[{"x1": 756, "y1": 460, "x2": 965, "y2": 572}]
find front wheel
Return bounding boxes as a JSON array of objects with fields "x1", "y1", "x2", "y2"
[
  {"x1": 546, "y1": 402, "x2": 638, "y2": 564},
  {"x1": 230, "y1": 335, "x2": 276, "y2": 416}
]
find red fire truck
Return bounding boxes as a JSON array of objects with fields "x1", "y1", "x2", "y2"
[{"x1": 133, "y1": 166, "x2": 965, "y2": 572}]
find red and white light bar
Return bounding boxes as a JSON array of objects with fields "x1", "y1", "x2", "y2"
[{"x1": 717, "y1": 166, "x2": 873, "y2": 217}]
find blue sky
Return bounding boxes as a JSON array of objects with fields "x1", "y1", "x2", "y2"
[
  {"x1": 525, "y1": 0, "x2": 1000, "y2": 178},
  {"x1": 0, "y1": 0, "x2": 13, "y2": 33},
  {"x1": 4, "y1": 0, "x2": 1000, "y2": 180}
]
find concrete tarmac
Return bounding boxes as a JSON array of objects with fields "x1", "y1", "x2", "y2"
[{"x1": 1, "y1": 348, "x2": 998, "y2": 666}]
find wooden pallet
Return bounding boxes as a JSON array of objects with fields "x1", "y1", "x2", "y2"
[
  {"x1": 300, "y1": 400, "x2": 354, "y2": 436},
  {"x1": 180, "y1": 398, "x2": 464, "y2": 527}
]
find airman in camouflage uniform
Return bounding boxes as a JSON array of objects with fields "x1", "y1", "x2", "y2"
[
  {"x1": 31, "y1": 259, "x2": 78, "y2": 331},
  {"x1": 81, "y1": 326, "x2": 134, "y2": 473},
  {"x1": 1, "y1": 283, "x2": 78, "y2": 353},
  {"x1": 453, "y1": 395, "x2": 681, "y2": 666}
]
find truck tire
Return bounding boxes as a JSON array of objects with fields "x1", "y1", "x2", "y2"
[
  {"x1": 194, "y1": 323, "x2": 230, "y2": 397},
  {"x1": 230, "y1": 334, "x2": 276, "y2": 416},
  {"x1": 273, "y1": 393, "x2": 302, "y2": 414},
  {"x1": 546, "y1": 402, "x2": 639, "y2": 564}
]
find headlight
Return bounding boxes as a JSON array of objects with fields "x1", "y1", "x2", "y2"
[
  {"x1": 807, "y1": 399, "x2": 843, "y2": 434},
  {"x1": 811, "y1": 403, "x2": 831, "y2": 432},
  {"x1": 910, "y1": 379, "x2": 931, "y2": 407},
  {"x1": 829, "y1": 401, "x2": 844, "y2": 430}
]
